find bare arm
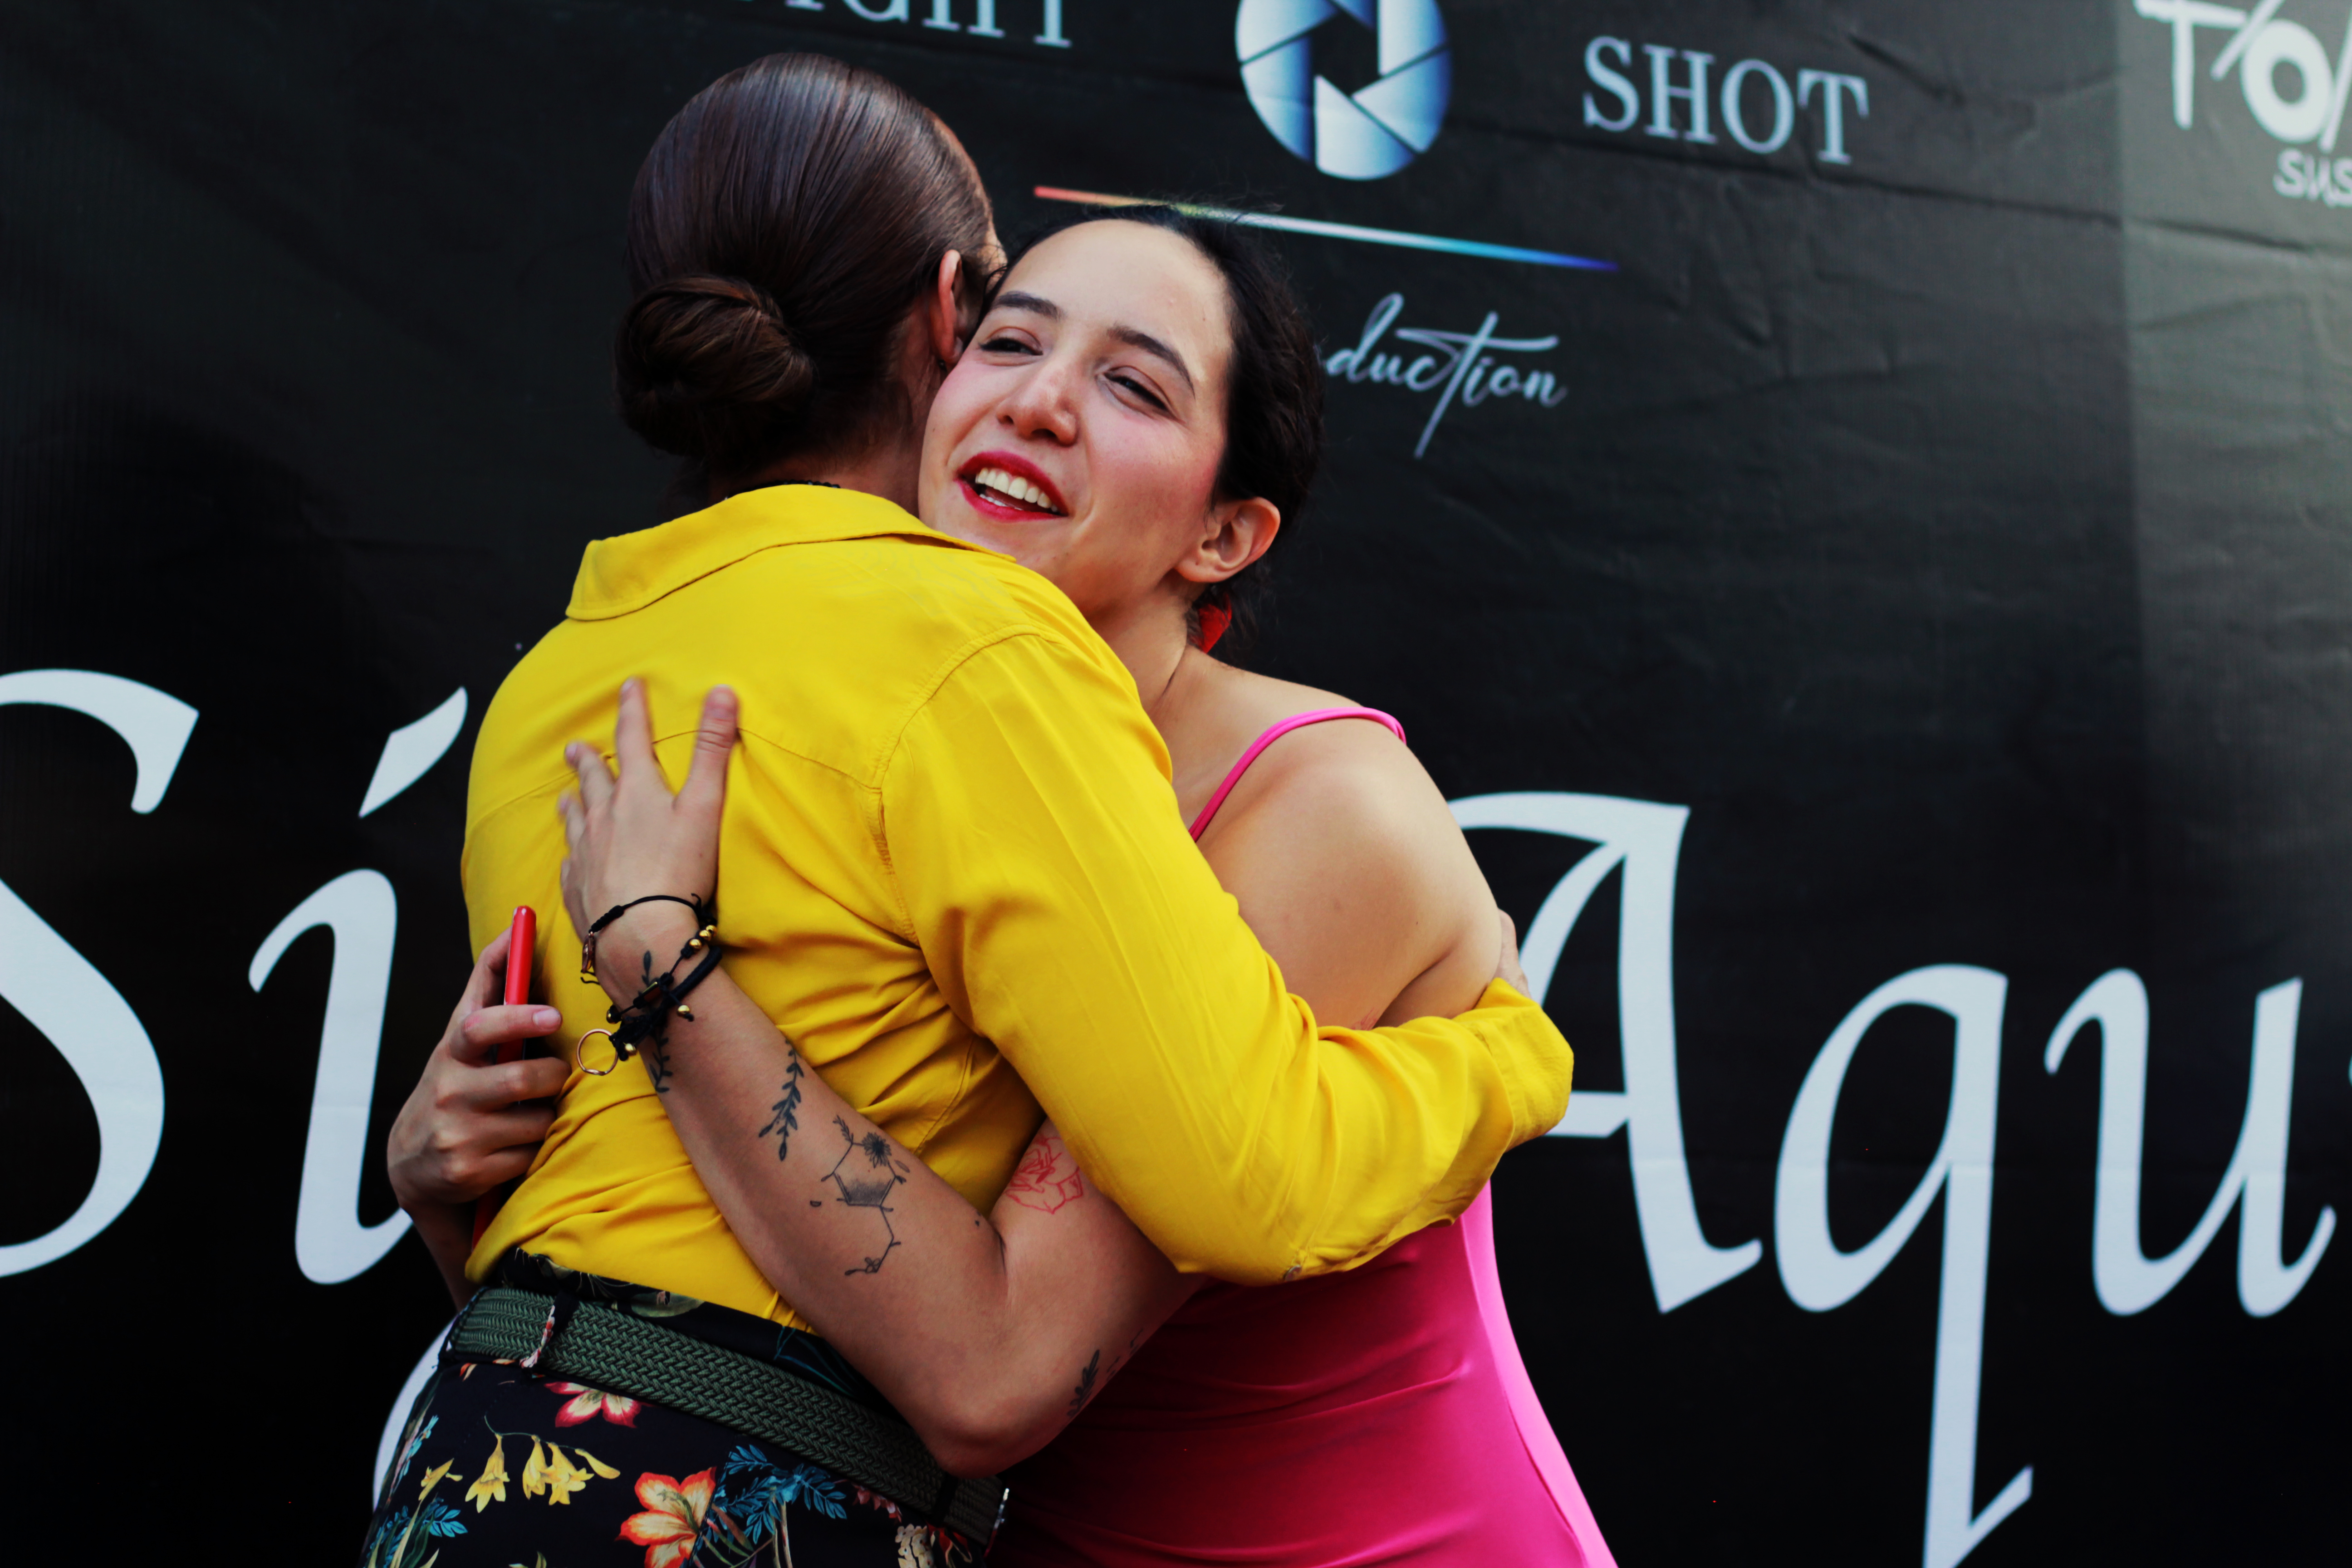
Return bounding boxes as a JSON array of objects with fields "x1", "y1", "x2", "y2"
[
  {"x1": 554, "y1": 684, "x2": 1529, "y2": 1475},
  {"x1": 559, "y1": 683, "x2": 1196, "y2": 1475},
  {"x1": 878, "y1": 636, "x2": 1563, "y2": 1279},
  {"x1": 585, "y1": 939, "x2": 1192, "y2": 1475}
]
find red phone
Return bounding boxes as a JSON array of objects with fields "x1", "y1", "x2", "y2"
[
  {"x1": 500, "y1": 905, "x2": 536, "y2": 1016},
  {"x1": 471, "y1": 905, "x2": 537, "y2": 1247}
]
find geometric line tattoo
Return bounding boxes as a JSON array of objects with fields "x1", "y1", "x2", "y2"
[{"x1": 821, "y1": 1116, "x2": 910, "y2": 1275}]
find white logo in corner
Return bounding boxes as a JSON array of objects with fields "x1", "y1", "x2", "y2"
[{"x1": 2136, "y1": 0, "x2": 2352, "y2": 206}]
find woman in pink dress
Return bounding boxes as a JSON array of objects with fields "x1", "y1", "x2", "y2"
[{"x1": 407, "y1": 204, "x2": 1612, "y2": 1566}]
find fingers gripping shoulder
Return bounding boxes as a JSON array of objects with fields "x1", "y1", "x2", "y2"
[{"x1": 1464, "y1": 980, "x2": 1574, "y2": 1147}]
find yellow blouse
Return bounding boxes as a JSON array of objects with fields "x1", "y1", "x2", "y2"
[{"x1": 465, "y1": 485, "x2": 1572, "y2": 1327}]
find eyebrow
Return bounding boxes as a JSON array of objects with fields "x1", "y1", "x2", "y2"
[{"x1": 995, "y1": 289, "x2": 1196, "y2": 396}]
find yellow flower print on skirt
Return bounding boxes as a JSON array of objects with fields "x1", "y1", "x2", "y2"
[
  {"x1": 356, "y1": 1253, "x2": 977, "y2": 1567},
  {"x1": 360, "y1": 1356, "x2": 969, "y2": 1567}
]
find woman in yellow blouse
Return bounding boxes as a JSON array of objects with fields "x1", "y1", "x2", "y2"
[{"x1": 371, "y1": 52, "x2": 1568, "y2": 1568}]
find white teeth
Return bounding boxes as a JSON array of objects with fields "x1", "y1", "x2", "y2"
[{"x1": 970, "y1": 466, "x2": 1060, "y2": 514}]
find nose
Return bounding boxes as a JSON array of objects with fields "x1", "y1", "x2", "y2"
[{"x1": 999, "y1": 352, "x2": 1081, "y2": 447}]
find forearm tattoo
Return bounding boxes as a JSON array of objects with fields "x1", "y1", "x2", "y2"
[
  {"x1": 757, "y1": 1047, "x2": 806, "y2": 1161},
  {"x1": 1064, "y1": 1331, "x2": 1141, "y2": 1424},
  {"x1": 819, "y1": 1116, "x2": 911, "y2": 1275},
  {"x1": 1066, "y1": 1348, "x2": 1101, "y2": 1418},
  {"x1": 636, "y1": 950, "x2": 675, "y2": 1094}
]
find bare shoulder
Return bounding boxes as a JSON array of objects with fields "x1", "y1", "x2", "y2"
[
  {"x1": 1191, "y1": 666, "x2": 1497, "y2": 1025},
  {"x1": 1190, "y1": 663, "x2": 1361, "y2": 743},
  {"x1": 1270, "y1": 710, "x2": 1428, "y2": 805},
  {"x1": 1170, "y1": 662, "x2": 1357, "y2": 815},
  {"x1": 1194, "y1": 666, "x2": 1439, "y2": 832}
]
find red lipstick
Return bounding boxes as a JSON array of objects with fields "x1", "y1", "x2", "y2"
[{"x1": 956, "y1": 450, "x2": 1069, "y2": 519}]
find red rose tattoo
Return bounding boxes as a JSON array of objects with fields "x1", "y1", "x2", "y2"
[{"x1": 1005, "y1": 1129, "x2": 1087, "y2": 1214}]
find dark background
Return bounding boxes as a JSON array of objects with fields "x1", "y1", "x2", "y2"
[{"x1": 0, "y1": 1, "x2": 2340, "y2": 1561}]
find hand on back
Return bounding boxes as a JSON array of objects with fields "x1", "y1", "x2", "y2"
[
  {"x1": 558, "y1": 679, "x2": 740, "y2": 998},
  {"x1": 393, "y1": 680, "x2": 743, "y2": 1211},
  {"x1": 387, "y1": 923, "x2": 569, "y2": 1210},
  {"x1": 391, "y1": 683, "x2": 742, "y2": 1300}
]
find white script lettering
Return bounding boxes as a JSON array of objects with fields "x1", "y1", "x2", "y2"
[
  {"x1": 1776, "y1": 965, "x2": 2032, "y2": 1568},
  {"x1": 2045, "y1": 969, "x2": 2335, "y2": 1317},
  {"x1": 1326, "y1": 294, "x2": 1569, "y2": 457},
  {"x1": 0, "y1": 670, "x2": 193, "y2": 1277},
  {"x1": 1450, "y1": 791, "x2": 1763, "y2": 1312}
]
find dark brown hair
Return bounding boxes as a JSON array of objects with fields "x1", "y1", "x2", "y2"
[
  {"x1": 617, "y1": 54, "x2": 994, "y2": 487},
  {"x1": 1000, "y1": 206, "x2": 1324, "y2": 653}
]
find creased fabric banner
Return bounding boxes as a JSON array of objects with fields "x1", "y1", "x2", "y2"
[{"x1": 0, "y1": 2, "x2": 2340, "y2": 1560}]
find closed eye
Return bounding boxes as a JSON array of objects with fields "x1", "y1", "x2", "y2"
[{"x1": 1111, "y1": 373, "x2": 1168, "y2": 412}]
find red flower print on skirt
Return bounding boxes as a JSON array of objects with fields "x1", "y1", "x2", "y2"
[{"x1": 545, "y1": 1381, "x2": 642, "y2": 1426}]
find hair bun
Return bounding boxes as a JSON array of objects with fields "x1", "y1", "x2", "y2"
[{"x1": 614, "y1": 274, "x2": 817, "y2": 472}]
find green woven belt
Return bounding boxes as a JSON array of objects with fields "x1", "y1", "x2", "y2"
[{"x1": 448, "y1": 1285, "x2": 1004, "y2": 1544}]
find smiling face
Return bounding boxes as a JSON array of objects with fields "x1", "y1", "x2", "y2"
[{"x1": 920, "y1": 219, "x2": 1266, "y2": 636}]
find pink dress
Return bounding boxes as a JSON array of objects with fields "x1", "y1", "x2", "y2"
[{"x1": 990, "y1": 710, "x2": 1614, "y2": 1567}]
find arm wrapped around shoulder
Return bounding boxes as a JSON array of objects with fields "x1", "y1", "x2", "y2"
[
  {"x1": 1444, "y1": 977, "x2": 1573, "y2": 1153},
  {"x1": 881, "y1": 628, "x2": 1575, "y2": 1285}
]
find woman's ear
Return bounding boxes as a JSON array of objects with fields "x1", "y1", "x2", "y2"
[
  {"x1": 929, "y1": 249, "x2": 975, "y2": 363},
  {"x1": 1178, "y1": 496, "x2": 1282, "y2": 587}
]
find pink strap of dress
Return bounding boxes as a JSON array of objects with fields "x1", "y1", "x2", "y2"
[{"x1": 1188, "y1": 706, "x2": 1408, "y2": 840}]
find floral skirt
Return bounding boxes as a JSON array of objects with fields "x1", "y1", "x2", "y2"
[{"x1": 359, "y1": 1255, "x2": 976, "y2": 1568}]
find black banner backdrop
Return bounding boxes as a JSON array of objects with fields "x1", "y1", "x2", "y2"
[{"x1": 0, "y1": 1, "x2": 2342, "y2": 1561}]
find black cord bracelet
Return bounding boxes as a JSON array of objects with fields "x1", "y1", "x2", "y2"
[
  {"x1": 578, "y1": 893, "x2": 713, "y2": 986},
  {"x1": 576, "y1": 897, "x2": 721, "y2": 1077}
]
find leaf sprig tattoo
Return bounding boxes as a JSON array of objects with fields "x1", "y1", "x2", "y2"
[
  {"x1": 757, "y1": 1047, "x2": 806, "y2": 1160},
  {"x1": 637, "y1": 950, "x2": 675, "y2": 1094},
  {"x1": 1066, "y1": 1349, "x2": 1101, "y2": 1417},
  {"x1": 1064, "y1": 1332, "x2": 1140, "y2": 1425}
]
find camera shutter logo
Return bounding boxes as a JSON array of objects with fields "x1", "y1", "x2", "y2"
[{"x1": 1236, "y1": 0, "x2": 1451, "y2": 179}]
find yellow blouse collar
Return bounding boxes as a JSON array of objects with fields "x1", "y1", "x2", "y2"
[{"x1": 567, "y1": 485, "x2": 986, "y2": 622}]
